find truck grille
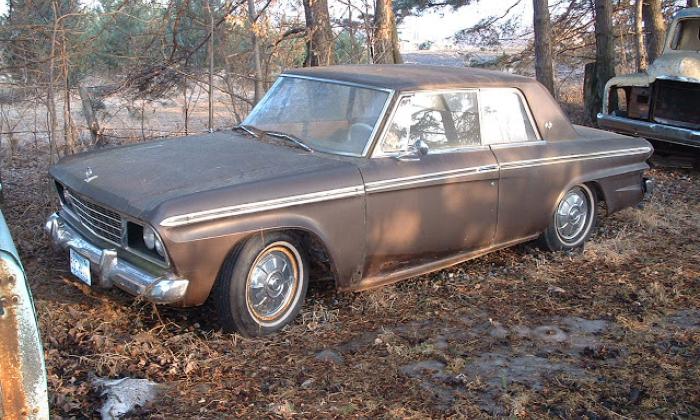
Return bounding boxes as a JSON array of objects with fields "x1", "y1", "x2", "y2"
[
  {"x1": 65, "y1": 190, "x2": 124, "y2": 244},
  {"x1": 652, "y1": 80, "x2": 700, "y2": 129}
]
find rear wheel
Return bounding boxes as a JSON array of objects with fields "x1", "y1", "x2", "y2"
[
  {"x1": 540, "y1": 184, "x2": 597, "y2": 251},
  {"x1": 215, "y1": 232, "x2": 308, "y2": 336}
]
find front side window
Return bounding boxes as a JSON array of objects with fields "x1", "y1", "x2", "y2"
[
  {"x1": 381, "y1": 90, "x2": 481, "y2": 154},
  {"x1": 479, "y1": 89, "x2": 538, "y2": 145},
  {"x1": 244, "y1": 76, "x2": 390, "y2": 156}
]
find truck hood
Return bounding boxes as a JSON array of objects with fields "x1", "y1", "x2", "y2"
[
  {"x1": 606, "y1": 52, "x2": 700, "y2": 90},
  {"x1": 49, "y1": 131, "x2": 359, "y2": 219},
  {"x1": 648, "y1": 52, "x2": 700, "y2": 83}
]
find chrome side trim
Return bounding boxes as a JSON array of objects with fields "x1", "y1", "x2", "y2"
[
  {"x1": 160, "y1": 185, "x2": 365, "y2": 227},
  {"x1": 160, "y1": 148, "x2": 649, "y2": 226},
  {"x1": 500, "y1": 147, "x2": 652, "y2": 170},
  {"x1": 366, "y1": 147, "x2": 650, "y2": 192},
  {"x1": 365, "y1": 165, "x2": 498, "y2": 193}
]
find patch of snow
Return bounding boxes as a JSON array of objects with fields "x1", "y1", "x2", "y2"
[{"x1": 92, "y1": 377, "x2": 163, "y2": 420}]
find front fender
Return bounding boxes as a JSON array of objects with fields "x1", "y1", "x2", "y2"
[
  {"x1": 602, "y1": 73, "x2": 650, "y2": 114},
  {"x1": 159, "y1": 195, "x2": 366, "y2": 306}
]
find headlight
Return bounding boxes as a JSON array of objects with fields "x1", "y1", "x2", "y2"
[
  {"x1": 143, "y1": 226, "x2": 156, "y2": 249},
  {"x1": 154, "y1": 238, "x2": 165, "y2": 257},
  {"x1": 128, "y1": 222, "x2": 167, "y2": 262}
]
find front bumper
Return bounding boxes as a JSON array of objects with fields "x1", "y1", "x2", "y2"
[
  {"x1": 597, "y1": 113, "x2": 700, "y2": 149},
  {"x1": 44, "y1": 212, "x2": 188, "y2": 304}
]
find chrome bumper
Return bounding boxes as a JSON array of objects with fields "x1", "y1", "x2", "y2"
[
  {"x1": 44, "y1": 212, "x2": 188, "y2": 304},
  {"x1": 597, "y1": 114, "x2": 700, "y2": 149}
]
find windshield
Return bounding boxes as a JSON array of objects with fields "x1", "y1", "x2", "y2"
[
  {"x1": 671, "y1": 18, "x2": 700, "y2": 51},
  {"x1": 243, "y1": 76, "x2": 390, "y2": 156}
]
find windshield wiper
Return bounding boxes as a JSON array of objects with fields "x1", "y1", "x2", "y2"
[
  {"x1": 234, "y1": 124, "x2": 259, "y2": 138},
  {"x1": 263, "y1": 131, "x2": 314, "y2": 152}
]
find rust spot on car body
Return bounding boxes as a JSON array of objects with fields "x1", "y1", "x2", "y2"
[{"x1": 0, "y1": 263, "x2": 30, "y2": 419}]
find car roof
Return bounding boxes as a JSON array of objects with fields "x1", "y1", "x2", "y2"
[{"x1": 283, "y1": 64, "x2": 538, "y2": 92}]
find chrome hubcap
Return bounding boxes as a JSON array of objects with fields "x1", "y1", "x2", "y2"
[
  {"x1": 555, "y1": 188, "x2": 589, "y2": 241},
  {"x1": 246, "y1": 244, "x2": 299, "y2": 322}
]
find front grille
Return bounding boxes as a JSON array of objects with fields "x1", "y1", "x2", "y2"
[
  {"x1": 65, "y1": 190, "x2": 124, "y2": 244},
  {"x1": 652, "y1": 80, "x2": 700, "y2": 129}
]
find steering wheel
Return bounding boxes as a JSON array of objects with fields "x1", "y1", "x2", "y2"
[{"x1": 347, "y1": 122, "x2": 374, "y2": 147}]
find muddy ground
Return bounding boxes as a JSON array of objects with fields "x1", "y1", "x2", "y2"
[{"x1": 2, "y1": 147, "x2": 699, "y2": 418}]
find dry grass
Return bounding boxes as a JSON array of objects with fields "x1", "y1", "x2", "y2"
[{"x1": 1, "y1": 140, "x2": 698, "y2": 417}]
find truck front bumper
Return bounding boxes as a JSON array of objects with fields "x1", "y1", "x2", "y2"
[
  {"x1": 44, "y1": 212, "x2": 188, "y2": 304},
  {"x1": 597, "y1": 113, "x2": 700, "y2": 149}
]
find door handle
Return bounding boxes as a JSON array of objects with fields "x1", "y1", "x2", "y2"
[{"x1": 478, "y1": 164, "x2": 498, "y2": 172}]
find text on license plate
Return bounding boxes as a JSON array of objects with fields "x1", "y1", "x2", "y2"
[{"x1": 69, "y1": 248, "x2": 92, "y2": 286}]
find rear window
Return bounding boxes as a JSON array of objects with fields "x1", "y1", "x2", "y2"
[{"x1": 479, "y1": 89, "x2": 539, "y2": 145}]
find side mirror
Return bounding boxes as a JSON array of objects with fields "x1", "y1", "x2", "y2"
[{"x1": 396, "y1": 140, "x2": 429, "y2": 161}]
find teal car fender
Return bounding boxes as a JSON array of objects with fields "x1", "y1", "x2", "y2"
[{"x1": 0, "y1": 209, "x2": 49, "y2": 419}]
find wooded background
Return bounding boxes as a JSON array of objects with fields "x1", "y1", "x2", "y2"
[{"x1": 0, "y1": 0, "x2": 695, "y2": 164}]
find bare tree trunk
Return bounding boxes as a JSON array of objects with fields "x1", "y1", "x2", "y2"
[
  {"x1": 635, "y1": 0, "x2": 647, "y2": 71},
  {"x1": 372, "y1": 0, "x2": 402, "y2": 64},
  {"x1": 533, "y1": 0, "x2": 555, "y2": 95},
  {"x1": 206, "y1": 0, "x2": 214, "y2": 132},
  {"x1": 61, "y1": 26, "x2": 75, "y2": 154},
  {"x1": 78, "y1": 86, "x2": 102, "y2": 146},
  {"x1": 141, "y1": 101, "x2": 146, "y2": 141},
  {"x1": 595, "y1": 0, "x2": 616, "y2": 98},
  {"x1": 585, "y1": 0, "x2": 617, "y2": 125},
  {"x1": 247, "y1": 0, "x2": 264, "y2": 104},
  {"x1": 643, "y1": 0, "x2": 667, "y2": 63},
  {"x1": 303, "y1": 0, "x2": 335, "y2": 66},
  {"x1": 348, "y1": 2, "x2": 356, "y2": 62},
  {"x1": 47, "y1": 0, "x2": 60, "y2": 163},
  {"x1": 182, "y1": 79, "x2": 188, "y2": 136},
  {"x1": 363, "y1": 0, "x2": 373, "y2": 63}
]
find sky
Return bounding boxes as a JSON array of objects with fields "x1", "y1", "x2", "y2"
[
  {"x1": 399, "y1": 1, "x2": 532, "y2": 48},
  {"x1": 0, "y1": 0, "x2": 532, "y2": 48}
]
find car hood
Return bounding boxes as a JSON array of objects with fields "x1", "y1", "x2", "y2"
[{"x1": 50, "y1": 131, "x2": 359, "y2": 219}]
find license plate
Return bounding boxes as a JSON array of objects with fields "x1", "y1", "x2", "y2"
[{"x1": 70, "y1": 248, "x2": 92, "y2": 286}]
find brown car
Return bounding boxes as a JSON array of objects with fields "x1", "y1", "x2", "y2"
[{"x1": 45, "y1": 65, "x2": 653, "y2": 336}]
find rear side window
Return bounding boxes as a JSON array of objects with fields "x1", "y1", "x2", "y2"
[
  {"x1": 479, "y1": 89, "x2": 539, "y2": 145},
  {"x1": 381, "y1": 90, "x2": 481, "y2": 153}
]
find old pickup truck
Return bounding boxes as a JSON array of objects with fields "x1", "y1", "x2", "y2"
[
  {"x1": 598, "y1": 8, "x2": 699, "y2": 153},
  {"x1": 46, "y1": 65, "x2": 653, "y2": 336}
]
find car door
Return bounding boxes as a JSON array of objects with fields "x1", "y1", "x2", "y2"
[
  {"x1": 359, "y1": 90, "x2": 499, "y2": 279},
  {"x1": 479, "y1": 88, "x2": 571, "y2": 244}
]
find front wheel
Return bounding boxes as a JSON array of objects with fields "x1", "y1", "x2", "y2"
[
  {"x1": 215, "y1": 232, "x2": 308, "y2": 336},
  {"x1": 540, "y1": 184, "x2": 597, "y2": 251}
]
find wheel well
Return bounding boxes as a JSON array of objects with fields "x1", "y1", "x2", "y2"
[
  {"x1": 290, "y1": 229, "x2": 337, "y2": 287},
  {"x1": 584, "y1": 181, "x2": 608, "y2": 217},
  {"x1": 225, "y1": 228, "x2": 337, "y2": 288}
]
